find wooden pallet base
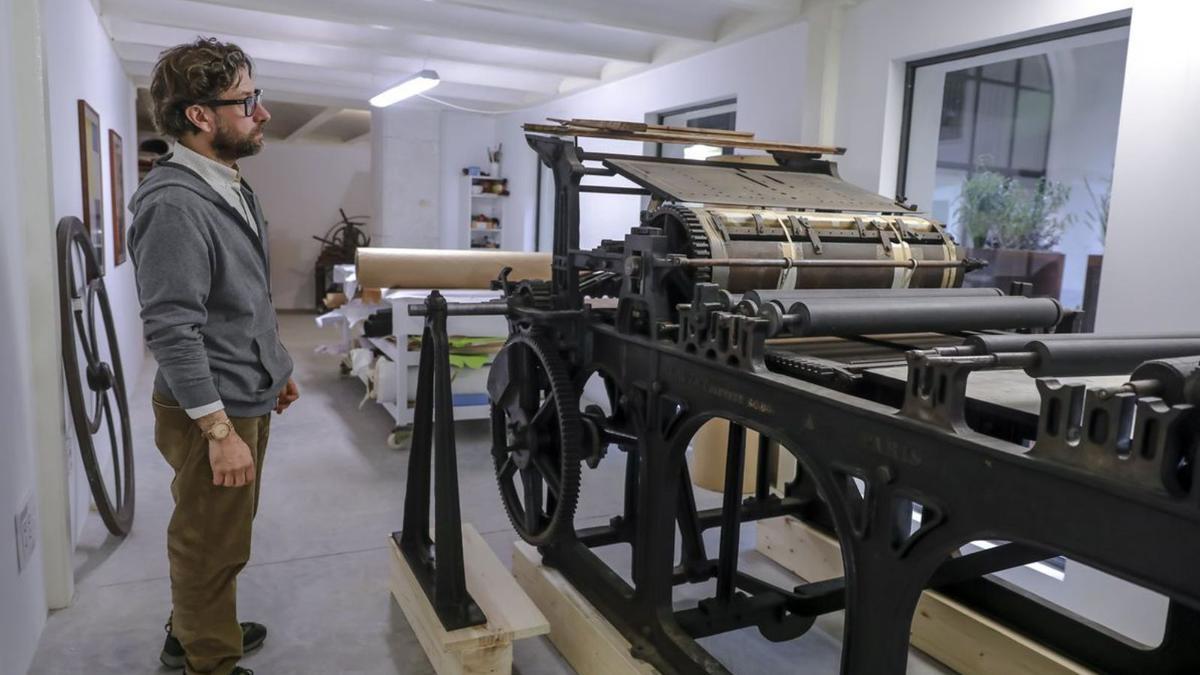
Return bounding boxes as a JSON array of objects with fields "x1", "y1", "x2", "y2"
[
  {"x1": 512, "y1": 542, "x2": 658, "y2": 675},
  {"x1": 388, "y1": 525, "x2": 549, "y2": 675},
  {"x1": 756, "y1": 516, "x2": 1094, "y2": 675}
]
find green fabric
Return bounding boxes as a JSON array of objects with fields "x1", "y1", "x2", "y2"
[{"x1": 448, "y1": 353, "x2": 490, "y2": 369}]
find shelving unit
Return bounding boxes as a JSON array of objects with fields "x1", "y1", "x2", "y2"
[
  {"x1": 318, "y1": 286, "x2": 507, "y2": 447},
  {"x1": 464, "y1": 174, "x2": 507, "y2": 249}
]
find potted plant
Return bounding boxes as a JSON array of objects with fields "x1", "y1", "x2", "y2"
[
  {"x1": 956, "y1": 170, "x2": 1074, "y2": 298},
  {"x1": 1080, "y1": 177, "x2": 1111, "y2": 330}
]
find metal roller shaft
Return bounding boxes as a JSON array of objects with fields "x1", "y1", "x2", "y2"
[
  {"x1": 1024, "y1": 339, "x2": 1200, "y2": 377},
  {"x1": 744, "y1": 287, "x2": 1004, "y2": 306},
  {"x1": 777, "y1": 296, "x2": 1063, "y2": 337},
  {"x1": 964, "y1": 332, "x2": 1200, "y2": 355}
]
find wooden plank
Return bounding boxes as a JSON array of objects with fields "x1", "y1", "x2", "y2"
[
  {"x1": 523, "y1": 123, "x2": 845, "y2": 156},
  {"x1": 645, "y1": 122, "x2": 756, "y2": 138},
  {"x1": 547, "y1": 117, "x2": 756, "y2": 138},
  {"x1": 756, "y1": 517, "x2": 1095, "y2": 675},
  {"x1": 388, "y1": 524, "x2": 549, "y2": 674},
  {"x1": 512, "y1": 541, "x2": 658, "y2": 675}
]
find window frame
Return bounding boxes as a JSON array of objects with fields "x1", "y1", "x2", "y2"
[
  {"x1": 654, "y1": 97, "x2": 738, "y2": 158},
  {"x1": 895, "y1": 16, "x2": 1131, "y2": 201}
]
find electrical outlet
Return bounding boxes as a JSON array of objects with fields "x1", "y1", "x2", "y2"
[{"x1": 14, "y1": 496, "x2": 36, "y2": 574}]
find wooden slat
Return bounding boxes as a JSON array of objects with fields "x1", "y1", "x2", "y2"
[
  {"x1": 388, "y1": 524, "x2": 549, "y2": 674},
  {"x1": 756, "y1": 516, "x2": 1095, "y2": 675},
  {"x1": 523, "y1": 123, "x2": 845, "y2": 156},
  {"x1": 548, "y1": 117, "x2": 756, "y2": 138},
  {"x1": 512, "y1": 542, "x2": 658, "y2": 675}
]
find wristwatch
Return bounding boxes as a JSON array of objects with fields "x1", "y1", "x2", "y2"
[{"x1": 202, "y1": 420, "x2": 233, "y2": 442}]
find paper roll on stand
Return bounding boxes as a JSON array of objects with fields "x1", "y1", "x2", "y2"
[{"x1": 356, "y1": 248, "x2": 551, "y2": 290}]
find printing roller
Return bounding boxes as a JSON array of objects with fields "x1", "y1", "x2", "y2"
[
  {"x1": 1023, "y1": 339, "x2": 1200, "y2": 377},
  {"x1": 736, "y1": 287, "x2": 1003, "y2": 319},
  {"x1": 963, "y1": 332, "x2": 1200, "y2": 355},
  {"x1": 767, "y1": 295, "x2": 1063, "y2": 337},
  {"x1": 647, "y1": 204, "x2": 965, "y2": 295}
]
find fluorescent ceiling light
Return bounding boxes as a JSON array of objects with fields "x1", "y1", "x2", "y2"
[{"x1": 370, "y1": 70, "x2": 440, "y2": 108}]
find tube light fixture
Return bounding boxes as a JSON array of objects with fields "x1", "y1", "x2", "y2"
[{"x1": 369, "y1": 70, "x2": 440, "y2": 107}]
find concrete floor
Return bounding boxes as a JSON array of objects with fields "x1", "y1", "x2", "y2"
[{"x1": 30, "y1": 314, "x2": 949, "y2": 674}]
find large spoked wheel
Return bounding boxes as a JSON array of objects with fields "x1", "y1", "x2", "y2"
[
  {"x1": 57, "y1": 217, "x2": 135, "y2": 537},
  {"x1": 487, "y1": 331, "x2": 582, "y2": 546}
]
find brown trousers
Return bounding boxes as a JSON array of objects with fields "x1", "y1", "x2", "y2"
[{"x1": 153, "y1": 394, "x2": 270, "y2": 675}]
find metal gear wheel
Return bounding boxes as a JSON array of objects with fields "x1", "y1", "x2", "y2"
[
  {"x1": 646, "y1": 205, "x2": 714, "y2": 307},
  {"x1": 487, "y1": 330, "x2": 583, "y2": 546}
]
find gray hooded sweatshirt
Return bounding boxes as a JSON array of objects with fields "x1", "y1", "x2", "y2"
[{"x1": 128, "y1": 156, "x2": 293, "y2": 417}]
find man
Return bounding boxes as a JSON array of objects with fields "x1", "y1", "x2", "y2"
[{"x1": 128, "y1": 37, "x2": 299, "y2": 675}]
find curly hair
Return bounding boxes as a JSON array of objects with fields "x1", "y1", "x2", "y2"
[{"x1": 149, "y1": 38, "x2": 254, "y2": 138}]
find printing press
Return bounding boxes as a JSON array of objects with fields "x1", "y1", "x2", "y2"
[{"x1": 395, "y1": 119, "x2": 1200, "y2": 674}]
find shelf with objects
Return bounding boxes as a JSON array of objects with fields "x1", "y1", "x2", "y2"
[
  {"x1": 315, "y1": 257, "x2": 511, "y2": 448},
  {"x1": 463, "y1": 173, "x2": 507, "y2": 249}
]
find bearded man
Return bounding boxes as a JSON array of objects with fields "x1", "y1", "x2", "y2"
[{"x1": 128, "y1": 37, "x2": 299, "y2": 675}]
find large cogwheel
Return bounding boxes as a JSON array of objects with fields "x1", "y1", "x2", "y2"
[
  {"x1": 487, "y1": 331, "x2": 583, "y2": 546},
  {"x1": 646, "y1": 205, "x2": 714, "y2": 307}
]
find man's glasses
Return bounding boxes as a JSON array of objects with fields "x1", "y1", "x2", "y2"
[{"x1": 200, "y1": 89, "x2": 263, "y2": 117}]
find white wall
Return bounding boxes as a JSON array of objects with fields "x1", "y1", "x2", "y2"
[
  {"x1": 1095, "y1": 2, "x2": 1200, "y2": 331},
  {"x1": 439, "y1": 112, "x2": 498, "y2": 250},
  {"x1": 496, "y1": 20, "x2": 812, "y2": 250},
  {"x1": 0, "y1": 1, "x2": 49, "y2": 670},
  {"x1": 239, "y1": 140, "x2": 373, "y2": 310},
  {"x1": 42, "y1": 0, "x2": 146, "y2": 542},
  {"x1": 372, "y1": 108, "x2": 442, "y2": 250}
]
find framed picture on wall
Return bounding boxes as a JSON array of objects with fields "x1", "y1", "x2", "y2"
[
  {"x1": 109, "y1": 129, "x2": 127, "y2": 266},
  {"x1": 77, "y1": 99, "x2": 105, "y2": 273}
]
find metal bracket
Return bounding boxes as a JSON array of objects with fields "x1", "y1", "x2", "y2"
[
  {"x1": 898, "y1": 352, "x2": 973, "y2": 435},
  {"x1": 677, "y1": 283, "x2": 768, "y2": 372},
  {"x1": 788, "y1": 215, "x2": 823, "y2": 255},
  {"x1": 1030, "y1": 379, "x2": 1198, "y2": 498},
  {"x1": 872, "y1": 219, "x2": 894, "y2": 254},
  {"x1": 752, "y1": 212, "x2": 766, "y2": 235}
]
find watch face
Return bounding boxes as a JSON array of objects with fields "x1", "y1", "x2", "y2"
[{"x1": 209, "y1": 422, "x2": 230, "y2": 440}]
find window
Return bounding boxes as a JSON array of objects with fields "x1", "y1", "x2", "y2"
[
  {"x1": 655, "y1": 98, "x2": 737, "y2": 160},
  {"x1": 897, "y1": 19, "x2": 1129, "y2": 326}
]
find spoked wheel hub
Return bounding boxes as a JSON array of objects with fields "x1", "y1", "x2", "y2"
[{"x1": 487, "y1": 331, "x2": 583, "y2": 546}]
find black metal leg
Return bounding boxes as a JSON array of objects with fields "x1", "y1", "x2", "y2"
[
  {"x1": 396, "y1": 291, "x2": 485, "y2": 631},
  {"x1": 676, "y1": 462, "x2": 709, "y2": 579},
  {"x1": 716, "y1": 423, "x2": 746, "y2": 603}
]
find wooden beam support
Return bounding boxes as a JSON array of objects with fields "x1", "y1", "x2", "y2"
[
  {"x1": 388, "y1": 525, "x2": 549, "y2": 675},
  {"x1": 756, "y1": 516, "x2": 1096, "y2": 675}
]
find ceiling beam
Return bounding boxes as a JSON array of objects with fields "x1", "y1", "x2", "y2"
[
  {"x1": 134, "y1": 0, "x2": 661, "y2": 64},
  {"x1": 121, "y1": 51, "x2": 545, "y2": 108},
  {"x1": 699, "y1": 0, "x2": 804, "y2": 10},
  {"x1": 284, "y1": 106, "x2": 342, "y2": 142},
  {"x1": 423, "y1": 0, "x2": 719, "y2": 42},
  {"x1": 106, "y1": 19, "x2": 583, "y2": 95},
  {"x1": 99, "y1": 0, "x2": 615, "y2": 80}
]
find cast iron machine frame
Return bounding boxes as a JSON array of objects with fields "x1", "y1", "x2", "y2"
[{"x1": 397, "y1": 132, "x2": 1200, "y2": 674}]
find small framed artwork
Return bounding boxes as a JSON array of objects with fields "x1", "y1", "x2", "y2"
[
  {"x1": 109, "y1": 130, "x2": 127, "y2": 266},
  {"x1": 77, "y1": 99, "x2": 105, "y2": 272}
]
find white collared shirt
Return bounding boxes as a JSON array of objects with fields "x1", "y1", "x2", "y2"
[{"x1": 170, "y1": 142, "x2": 260, "y2": 237}]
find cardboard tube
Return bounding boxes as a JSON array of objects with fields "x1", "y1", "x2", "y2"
[{"x1": 356, "y1": 248, "x2": 551, "y2": 289}]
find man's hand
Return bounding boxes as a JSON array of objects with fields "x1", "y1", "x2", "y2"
[
  {"x1": 275, "y1": 377, "x2": 299, "y2": 414},
  {"x1": 208, "y1": 431, "x2": 256, "y2": 487}
]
